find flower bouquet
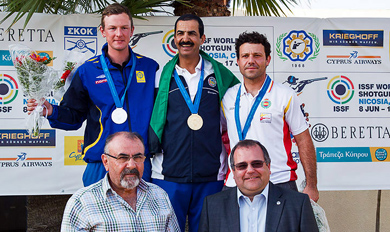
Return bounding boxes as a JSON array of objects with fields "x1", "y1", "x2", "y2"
[
  {"x1": 299, "y1": 180, "x2": 331, "y2": 232},
  {"x1": 9, "y1": 44, "x2": 59, "y2": 136},
  {"x1": 53, "y1": 50, "x2": 86, "y2": 101},
  {"x1": 310, "y1": 199, "x2": 331, "y2": 232}
]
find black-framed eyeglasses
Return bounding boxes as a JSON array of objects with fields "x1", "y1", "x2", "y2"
[
  {"x1": 105, "y1": 153, "x2": 145, "y2": 164},
  {"x1": 233, "y1": 160, "x2": 265, "y2": 171}
]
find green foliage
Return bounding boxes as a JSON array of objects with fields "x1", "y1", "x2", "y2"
[
  {"x1": 0, "y1": 0, "x2": 304, "y2": 30},
  {"x1": 0, "y1": 0, "x2": 189, "y2": 29},
  {"x1": 230, "y1": 0, "x2": 298, "y2": 16}
]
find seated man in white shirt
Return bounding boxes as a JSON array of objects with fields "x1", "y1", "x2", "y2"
[
  {"x1": 61, "y1": 131, "x2": 179, "y2": 231},
  {"x1": 199, "y1": 139, "x2": 318, "y2": 232}
]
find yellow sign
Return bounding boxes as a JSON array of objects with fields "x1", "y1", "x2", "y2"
[{"x1": 64, "y1": 136, "x2": 87, "y2": 166}]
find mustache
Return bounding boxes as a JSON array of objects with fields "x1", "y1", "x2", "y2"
[
  {"x1": 179, "y1": 41, "x2": 194, "y2": 46},
  {"x1": 245, "y1": 64, "x2": 259, "y2": 69},
  {"x1": 121, "y1": 168, "x2": 140, "y2": 178}
]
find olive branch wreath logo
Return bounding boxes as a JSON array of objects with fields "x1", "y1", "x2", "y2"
[
  {"x1": 308, "y1": 32, "x2": 320, "y2": 61},
  {"x1": 276, "y1": 33, "x2": 288, "y2": 61},
  {"x1": 276, "y1": 32, "x2": 320, "y2": 61}
]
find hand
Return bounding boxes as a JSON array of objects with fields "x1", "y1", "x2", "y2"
[
  {"x1": 27, "y1": 99, "x2": 53, "y2": 116},
  {"x1": 303, "y1": 185, "x2": 319, "y2": 202}
]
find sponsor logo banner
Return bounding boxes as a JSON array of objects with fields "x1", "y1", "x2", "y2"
[
  {"x1": 323, "y1": 30, "x2": 383, "y2": 47},
  {"x1": 277, "y1": 30, "x2": 320, "y2": 62},
  {"x1": 326, "y1": 51, "x2": 382, "y2": 65},
  {"x1": 64, "y1": 136, "x2": 86, "y2": 165},
  {"x1": 0, "y1": 129, "x2": 55, "y2": 147},
  {"x1": 0, "y1": 50, "x2": 13, "y2": 66},
  {"x1": 0, "y1": 151, "x2": 53, "y2": 168},
  {"x1": 64, "y1": 26, "x2": 98, "y2": 56},
  {"x1": 317, "y1": 147, "x2": 390, "y2": 162}
]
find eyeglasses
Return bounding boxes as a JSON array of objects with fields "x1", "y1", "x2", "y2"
[
  {"x1": 105, "y1": 153, "x2": 145, "y2": 164},
  {"x1": 233, "y1": 160, "x2": 265, "y2": 171}
]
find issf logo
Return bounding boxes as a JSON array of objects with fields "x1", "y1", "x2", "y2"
[
  {"x1": 162, "y1": 30, "x2": 177, "y2": 57},
  {"x1": 0, "y1": 74, "x2": 19, "y2": 105},
  {"x1": 327, "y1": 75, "x2": 355, "y2": 104}
]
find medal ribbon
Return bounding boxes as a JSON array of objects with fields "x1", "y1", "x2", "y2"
[
  {"x1": 173, "y1": 59, "x2": 205, "y2": 114},
  {"x1": 100, "y1": 51, "x2": 136, "y2": 109},
  {"x1": 235, "y1": 75, "x2": 272, "y2": 141}
]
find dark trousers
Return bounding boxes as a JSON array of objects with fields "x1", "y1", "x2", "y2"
[{"x1": 274, "y1": 180, "x2": 298, "y2": 191}]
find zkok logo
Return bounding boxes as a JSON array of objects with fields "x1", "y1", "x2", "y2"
[{"x1": 64, "y1": 26, "x2": 97, "y2": 55}]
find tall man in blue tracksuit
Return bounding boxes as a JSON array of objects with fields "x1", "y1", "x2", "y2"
[
  {"x1": 27, "y1": 3, "x2": 158, "y2": 186},
  {"x1": 149, "y1": 14, "x2": 239, "y2": 232}
]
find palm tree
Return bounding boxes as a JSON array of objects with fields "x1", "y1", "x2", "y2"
[
  {"x1": 173, "y1": 0, "x2": 299, "y2": 17},
  {"x1": 0, "y1": 0, "x2": 302, "y2": 29}
]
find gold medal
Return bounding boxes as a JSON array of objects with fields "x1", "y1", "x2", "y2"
[
  {"x1": 187, "y1": 114, "x2": 203, "y2": 130},
  {"x1": 111, "y1": 108, "x2": 127, "y2": 124}
]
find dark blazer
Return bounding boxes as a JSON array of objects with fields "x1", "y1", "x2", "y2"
[{"x1": 198, "y1": 182, "x2": 319, "y2": 232}]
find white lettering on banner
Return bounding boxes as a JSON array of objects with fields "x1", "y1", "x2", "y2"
[
  {"x1": 329, "y1": 33, "x2": 378, "y2": 40},
  {"x1": 344, "y1": 151, "x2": 369, "y2": 159},
  {"x1": 319, "y1": 151, "x2": 344, "y2": 159},
  {"x1": 66, "y1": 27, "x2": 94, "y2": 36}
]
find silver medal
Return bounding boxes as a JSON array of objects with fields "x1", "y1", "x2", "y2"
[{"x1": 111, "y1": 108, "x2": 127, "y2": 124}]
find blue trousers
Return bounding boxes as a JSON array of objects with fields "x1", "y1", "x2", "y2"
[{"x1": 153, "y1": 179, "x2": 223, "y2": 232}]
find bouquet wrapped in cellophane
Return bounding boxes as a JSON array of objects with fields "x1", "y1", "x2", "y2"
[
  {"x1": 9, "y1": 44, "x2": 59, "y2": 136},
  {"x1": 53, "y1": 50, "x2": 86, "y2": 101},
  {"x1": 299, "y1": 180, "x2": 331, "y2": 232}
]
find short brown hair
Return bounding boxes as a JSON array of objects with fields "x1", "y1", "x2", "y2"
[
  {"x1": 101, "y1": 3, "x2": 133, "y2": 29},
  {"x1": 235, "y1": 31, "x2": 271, "y2": 59}
]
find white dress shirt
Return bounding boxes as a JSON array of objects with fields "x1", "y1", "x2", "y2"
[{"x1": 237, "y1": 183, "x2": 269, "y2": 232}]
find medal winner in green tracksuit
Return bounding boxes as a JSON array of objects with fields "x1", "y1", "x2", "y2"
[{"x1": 149, "y1": 14, "x2": 239, "y2": 232}]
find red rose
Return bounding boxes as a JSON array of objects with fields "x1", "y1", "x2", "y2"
[{"x1": 61, "y1": 69, "x2": 71, "y2": 80}]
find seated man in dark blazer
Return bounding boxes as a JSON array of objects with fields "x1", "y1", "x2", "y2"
[{"x1": 199, "y1": 139, "x2": 319, "y2": 232}]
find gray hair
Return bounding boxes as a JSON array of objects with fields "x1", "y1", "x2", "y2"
[{"x1": 103, "y1": 131, "x2": 144, "y2": 154}]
